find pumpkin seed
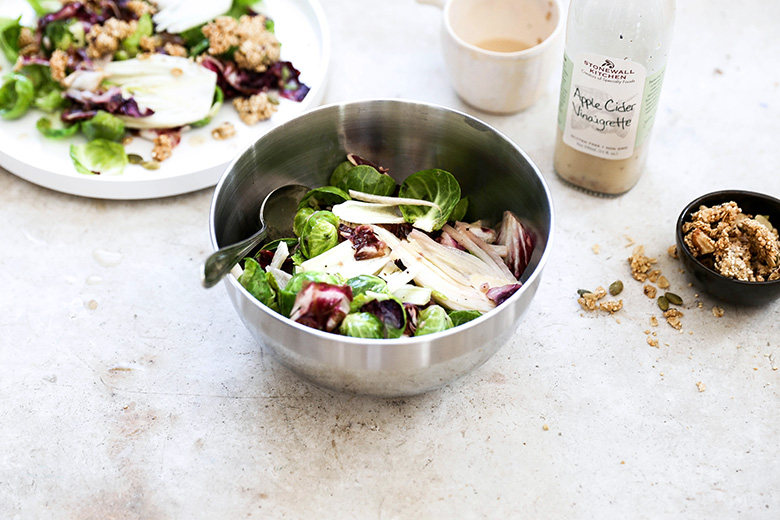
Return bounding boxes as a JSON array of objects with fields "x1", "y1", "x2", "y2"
[
  {"x1": 142, "y1": 160, "x2": 160, "y2": 170},
  {"x1": 577, "y1": 289, "x2": 592, "y2": 296},
  {"x1": 609, "y1": 280, "x2": 624, "y2": 296},
  {"x1": 665, "y1": 292, "x2": 683, "y2": 305},
  {"x1": 128, "y1": 153, "x2": 144, "y2": 165},
  {"x1": 657, "y1": 295, "x2": 670, "y2": 312}
]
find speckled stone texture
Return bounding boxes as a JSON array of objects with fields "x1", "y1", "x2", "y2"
[{"x1": 1, "y1": 0, "x2": 779, "y2": 518}]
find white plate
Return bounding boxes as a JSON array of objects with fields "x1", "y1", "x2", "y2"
[{"x1": 0, "y1": 0, "x2": 330, "y2": 199}]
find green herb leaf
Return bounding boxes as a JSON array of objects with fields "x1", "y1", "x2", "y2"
[{"x1": 69, "y1": 139, "x2": 128, "y2": 176}]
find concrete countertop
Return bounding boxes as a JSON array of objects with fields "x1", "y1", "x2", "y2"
[{"x1": 1, "y1": 0, "x2": 779, "y2": 518}]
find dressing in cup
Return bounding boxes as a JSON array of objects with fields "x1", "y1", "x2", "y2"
[{"x1": 420, "y1": 0, "x2": 564, "y2": 114}]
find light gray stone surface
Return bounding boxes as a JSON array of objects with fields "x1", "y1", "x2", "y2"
[{"x1": 1, "y1": 0, "x2": 779, "y2": 518}]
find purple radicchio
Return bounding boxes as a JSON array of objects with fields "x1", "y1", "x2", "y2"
[
  {"x1": 61, "y1": 87, "x2": 154, "y2": 123},
  {"x1": 290, "y1": 281, "x2": 353, "y2": 332},
  {"x1": 348, "y1": 225, "x2": 388, "y2": 260},
  {"x1": 496, "y1": 210, "x2": 535, "y2": 279},
  {"x1": 486, "y1": 284, "x2": 522, "y2": 306},
  {"x1": 199, "y1": 56, "x2": 310, "y2": 102},
  {"x1": 361, "y1": 298, "x2": 406, "y2": 338}
]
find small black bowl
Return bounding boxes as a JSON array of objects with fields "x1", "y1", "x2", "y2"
[{"x1": 676, "y1": 190, "x2": 780, "y2": 306}]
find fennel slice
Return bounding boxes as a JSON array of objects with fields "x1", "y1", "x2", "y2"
[{"x1": 331, "y1": 200, "x2": 406, "y2": 225}]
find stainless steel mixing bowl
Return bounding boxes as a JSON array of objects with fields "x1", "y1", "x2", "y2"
[{"x1": 209, "y1": 99, "x2": 554, "y2": 396}]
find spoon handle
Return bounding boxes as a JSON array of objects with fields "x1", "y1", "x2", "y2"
[{"x1": 201, "y1": 227, "x2": 268, "y2": 288}]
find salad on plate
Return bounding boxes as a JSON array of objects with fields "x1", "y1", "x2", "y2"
[
  {"x1": 0, "y1": 0, "x2": 309, "y2": 175},
  {"x1": 236, "y1": 154, "x2": 536, "y2": 339}
]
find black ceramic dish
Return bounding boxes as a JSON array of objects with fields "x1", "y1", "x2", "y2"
[{"x1": 675, "y1": 190, "x2": 780, "y2": 306}]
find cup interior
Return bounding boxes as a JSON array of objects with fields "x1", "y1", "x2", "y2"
[{"x1": 447, "y1": 0, "x2": 561, "y2": 53}]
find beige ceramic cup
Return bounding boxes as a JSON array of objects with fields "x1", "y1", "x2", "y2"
[{"x1": 420, "y1": 0, "x2": 564, "y2": 114}]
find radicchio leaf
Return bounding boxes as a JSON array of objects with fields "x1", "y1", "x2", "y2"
[
  {"x1": 486, "y1": 283, "x2": 522, "y2": 306},
  {"x1": 289, "y1": 281, "x2": 352, "y2": 332},
  {"x1": 61, "y1": 86, "x2": 154, "y2": 122},
  {"x1": 348, "y1": 225, "x2": 388, "y2": 260},
  {"x1": 403, "y1": 303, "x2": 420, "y2": 336},
  {"x1": 198, "y1": 56, "x2": 309, "y2": 101},
  {"x1": 361, "y1": 298, "x2": 405, "y2": 338},
  {"x1": 496, "y1": 210, "x2": 535, "y2": 279}
]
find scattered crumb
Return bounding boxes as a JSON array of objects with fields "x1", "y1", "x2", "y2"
[
  {"x1": 643, "y1": 330, "x2": 651, "y2": 335},
  {"x1": 152, "y1": 133, "x2": 175, "y2": 162},
  {"x1": 628, "y1": 245, "x2": 657, "y2": 282},
  {"x1": 592, "y1": 244, "x2": 600, "y2": 254},
  {"x1": 647, "y1": 337, "x2": 659, "y2": 348},
  {"x1": 650, "y1": 316, "x2": 658, "y2": 327},
  {"x1": 625, "y1": 235, "x2": 636, "y2": 247},
  {"x1": 712, "y1": 306, "x2": 724, "y2": 317},
  {"x1": 170, "y1": 67, "x2": 183, "y2": 77},
  {"x1": 599, "y1": 300, "x2": 623, "y2": 314},
  {"x1": 211, "y1": 121, "x2": 236, "y2": 140},
  {"x1": 647, "y1": 269, "x2": 661, "y2": 284},
  {"x1": 122, "y1": 136, "x2": 133, "y2": 146},
  {"x1": 664, "y1": 308, "x2": 684, "y2": 330},
  {"x1": 696, "y1": 381, "x2": 706, "y2": 392},
  {"x1": 542, "y1": 424, "x2": 549, "y2": 431},
  {"x1": 668, "y1": 245, "x2": 678, "y2": 258},
  {"x1": 643, "y1": 284, "x2": 657, "y2": 299}
]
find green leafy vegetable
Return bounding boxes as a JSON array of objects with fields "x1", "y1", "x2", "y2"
[
  {"x1": 279, "y1": 272, "x2": 342, "y2": 316},
  {"x1": 36, "y1": 117, "x2": 79, "y2": 138},
  {"x1": 0, "y1": 73, "x2": 34, "y2": 120},
  {"x1": 121, "y1": 13, "x2": 153, "y2": 57},
  {"x1": 398, "y1": 168, "x2": 461, "y2": 232},
  {"x1": 346, "y1": 275, "x2": 392, "y2": 312},
  {"x1": 260, "y1": 237, "x2": 298, "y2": 252},
  {"x1": 449, "y1": 196, "x2": 469, "y2": 222},
  {"x1": 25, "y1": 0, "x2": 59, "y2": 16},
  {"x1": 339, "y1": 312, "x2": 383, "y2": 339},
  {"x1": 69, "y1": 139, "x2": 128, "y2": 176},
  {"x1": 293, "y1": 207, "x2": 315, "y2": 237},
  {"x1": 337, "y1": 165, "x2": 396, "y2": 197},
  {"x1": 299, "y1": 210, "x2": 340, "y2": 259},
  {"x1": 448, "y1": 310, "x2": 481, "y2": 327},
  {"x1": 80, "y1": 110, "x2": 126, "y2": 141},
  {"x1": 298, "y1": 186, "x2": 351, "y2": 211},
  {"x1": 44, "y1": 20, "x2": 85, "y2": 53},
  {"x1": 238, "y1": 258, "x2": 279, "y2": 311},
  {"x1": 329, "y1": 160, "x2": 354, "y2": 188},
  {"x1": 415, "y1": 305, "x2": 454, "y2": 336},
  {"x1": 0, "y1": 17, "x2": 22, "y2": 63}
]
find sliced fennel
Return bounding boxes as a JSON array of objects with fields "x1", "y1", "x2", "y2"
[
  {"x1": 331, "y1": 200, "x2": 406, "y2": 225},
  {"x1": 298, "y1": 241, "x2": 392, "y2": 280},
  {"x1": 152, "y1": 0, "x2": 233, "y2": 34},
  {"x1": 102, "y1": 55, "x2": 217, "y2": 129}
]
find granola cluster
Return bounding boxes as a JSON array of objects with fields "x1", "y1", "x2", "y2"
[
  {"x1": 233, "y1": 92, "x2": 277, "y2": 125},
  {"x1": 682, "y1": 202, "x2": 780, "y2": 282},
  {"x1": 202, "y1": 15, "x2": 281, "y2": 73},
  {"x1": 577, "y1": 286, "x2": 623, "y2": 314},
  {"x1": 86, "y1": 18, "x2": 138, "y2": 59}
]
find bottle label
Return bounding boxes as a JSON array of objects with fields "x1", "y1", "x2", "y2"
[{"x1": 558, "y1": 52, "x2": 648, "y2": 160}]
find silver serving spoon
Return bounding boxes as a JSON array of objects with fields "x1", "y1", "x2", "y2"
[{"x1": 201, "y1": 183, "x2": 309, "y2": 288}]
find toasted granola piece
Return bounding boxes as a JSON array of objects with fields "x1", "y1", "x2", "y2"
[
  {"x1": 211, "y1": 122, "x2": 236, "y2": 140},
  {"x1": 577, "y1": 286, "x2": 607, "y2": 311},
  {"x1": 628, "y1": 245, "x2": 657, "y2": 282},
  {"x1": 139, "y1": 35, "x2": 161, "y2": 52},
  {"x1": 202, "y1": 16, "x2": 240, "y2": 56},
  {"x1": 663, "y1": 308, "x2": 684, "y2": 330},
  {"x1": 125, "y1": 0, "x2": 157, "y2": 17},
  {"x1": 667, "y1": 245, "x2": 678, "y2": 259},
  {"x1": 18, "y1": 27, "x2": 38, "y2": 56},
  {"x1": 233, "y1": 93, "x2": 277, "y2": 125},
  {"x1": 234, "y1": 15, "x2": 280, "y2": 72},
  {"x1": 152, "y1": 134, "x2": 175, "y2": 162},
  {"x1": 86, "y1": 18, "x2": 137, "y2": 59},
  {"x1": 163, "y1": 42, "x2": 188, "y2": 57},
  {"x1": 696, "y1": 381, "x2": 706, "y2": 392},
  {"x1": 643, "y1": 285, "x2": 657, "y2": 299},
  {"x1": 716, "y1": 239, "x2": 754, "y2": 281},
  {"x1": 712, "y1": 306, "x2": 724, "y2": 318},
  {"x1": 685, "y1": 228, "x2": 716, "y2": 256},
  {"x1": 656, "y1": 275, "x2": 670, "y2": 289},
  {"x1": 48, "y1": 49, "x2": 69, "y2": 83},
  {"x1": 647, "y1": 336, "x2": 659, "y2": 348},
  {"x1": 599, "y1": 300, "x2": 623, "y2": 314}
]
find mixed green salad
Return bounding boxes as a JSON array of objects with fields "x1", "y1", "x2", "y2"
[
  {"x1": 0, "y1": 0, "x2": 308, "y2": 175},
  {"x1": 237, "y1": 154, "x2": 536, "y2": 339}
]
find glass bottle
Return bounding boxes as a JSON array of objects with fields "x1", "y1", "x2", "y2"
[{"x1": 553, "y1": 0, "x2": 676, "y2": 196}]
